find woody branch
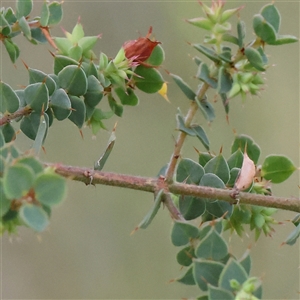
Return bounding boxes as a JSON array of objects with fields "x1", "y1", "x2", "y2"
[{"x1": 46, "y1": 163, "x2": 300, "y2": 214}]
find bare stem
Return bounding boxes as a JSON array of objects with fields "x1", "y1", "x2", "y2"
[
  {"x1": 161, "y1": 193, "x2": 185, "y2": 221},
  {"x1": 46, "y1": 163, "x2": 300, "y2": 214},
  {"x1": 165, "y1": 83, "x2": 210, "y2": 183},
  {"x1": 0, "y1": 107, "x2": 32, "y2": 126}
]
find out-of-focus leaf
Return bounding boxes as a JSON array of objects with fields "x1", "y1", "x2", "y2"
[{"x1": 19, "y1": 204, "x2": 49, "y2": 232}]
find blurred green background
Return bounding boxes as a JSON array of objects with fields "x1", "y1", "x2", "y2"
[{"x1": 1, "y1": 1, "x2": 299, "y2": 299}]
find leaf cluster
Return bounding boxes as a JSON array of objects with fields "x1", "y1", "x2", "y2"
[
  {"x1": 0, "y1": 132, "x2": 66, "y2": 234},
  {"x1": 173, "y1": 3, "x2": 298, "y2": 115},
  {"x1": 0, "y1": 0, "x2": 63, "y2": 63},
  {"x1": 0, "y1": 0, "x2": 167, "y2": 233},
  {"x1": 0, "y1": 1, "x2": 299, "y2": 299},
  {"x1": 174, "y1": 134, "x2": 296, "y2": 236},
  {"x1": 172, "y1": 218, "x2": 262, "y2": 300}
]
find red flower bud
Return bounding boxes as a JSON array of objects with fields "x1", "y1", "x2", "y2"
[{"x1": 123, "y1": 26, "x2": 161, "y2": 64}]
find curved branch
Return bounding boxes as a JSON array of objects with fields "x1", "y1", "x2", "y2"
[{"x1": 46, "y1": 163, "x2": 300, "y2": 213}]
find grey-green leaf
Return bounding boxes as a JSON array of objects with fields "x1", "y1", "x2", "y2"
[
  {"x1": 0, "y1": 81, "x2": 20, "y2": 113},
  {"x1": 135, "y1": 189, "x2": 164, "y2": 230}
]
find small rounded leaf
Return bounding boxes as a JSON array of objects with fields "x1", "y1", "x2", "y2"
[
  {"x1": 3, "y1": 38, "x2": 20, "y2": 63},
  {"x1": 177, "y1": 158, "x2": 205, "y2": 184},
  {"x1": 176, "y1": 245, "x2": 196, "y2": 267},
  {"x1": 176, "y1": 266, "x2": 195, "y2": 285},
  {"x1": 68, "y1": 96, "x2": 86, "y2": 128},
  {"x1": 231, "y1": 135, "x2": 260, "y2": 165},
  {"x1": 260, "y1": 3, "x2": 281, "y2": 33},
  {"x1": 171, "y1": 221, "x2": 199, "y2": 246},
  {"x1": 47, "y1": 2, "x2": 63, "y2": 26},
  {"x1": 253, "y1": 14, "x2": 277, "y2": 44},
  {"x1": 3, "y1": 164, "x2": 34, "y2": 199},
  {"x1": 20, "y1": 112, "x2": 41, "y2": 140},
  {"x1": 219, "y1": 258, "x2": 248, "y2": 292},
  {"x1": 114, "y1": 87, "x2": 139, "y2": 106},
  {"x1": 50, "y1": 88, "x2": 72, "y2": 120},
  {"x1": 195, "y1": 229, "x2": 228, "y2": 261},
  {"x1": 24, "y1": 82, "x2": 49, "y2": 112},
  {"x1": 204, "y1": 154, "x2": 230, "y2": 184},
  {"x1": 58, "y1": 65, "x2": 88, "y2": 96},
  {"x1": 34, "y1": 172, "x2": 67, "y2": 207},
  {"x1": 193, "y1": 260, "x2": 224, "y2": 291},
  {"x1": 28, "y1": 68, "x2": 57, "y2": 96},
  {"x1": 16, "y1": 0, "x2": 32, "y2": 18},
  {"x1": 19, "y1": 204, "x2": 49, "y2": 232},
  {"x1": 18, "y1": 156, "x2": 44, "y2": 174},
  {"x1": 261, "y1": 155, "x2": 296, "y2": 183},
  {"x1": 40, "y1": 1, "x2": 50, "y2": 26},
  {"x1": 145, "y1": 44, "x2": 165, "y2": 66},
  {"x1": 54, "y1": 55, "x2": 79, "y2": 75},
  {"x1": 133, "y1": 66, "x2": 164, "y2": 93},
  {"x1": 179, "y1": 195, "x2": 206, "y2": 220},
  {"x1": 0, "y1": 81, "x2": 20, "y2": 113},
  {"x1": 1, "y1": 123, "x2": 15, "y2": 142},
  {"x1": 244, "y1": 47, "x2": 265, "y2": 71},
  {"x1": 84, "y1": 75, "x2": 104, "y2": 107}
]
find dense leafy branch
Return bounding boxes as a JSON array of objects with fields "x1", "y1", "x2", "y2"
[{"x1": 1, "y1": 1, "x2": 300, "y2": 299}]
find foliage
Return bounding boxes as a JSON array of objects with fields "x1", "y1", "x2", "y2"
[{"x1": 0, "y1": 0, "x2": 299, "y2": 299}]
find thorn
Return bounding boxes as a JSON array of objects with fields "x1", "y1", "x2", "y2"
[
  {"x1": 21, "y1": 59, "x2": 29, "y2": 69},
  {"x1": 112, "y1": 121, "x2": 118, "y2": 132},
  {"x1": 146, "y1": 26, "x2": 153, "y2": 38},
  {"x1": 163, "y1": 68, "x2": 171, "y2": 75},
  {"x1": 130, "y1": 227, "x2": 139, "y2": 236},
  {"x1": 226, "y1": 114, "x2": 230, "y2": 124},
  {"x1": 219, "y1": 145, "x2": 223, "y2": 154},
  {"x1": 193, "y1": 146, "x2": 200, "y2": 154},
  {"x1": 79, "y1": 129, "x2": 84, "y2": 139},
  {"x1": 48, "y1": 50, "x2": 55, "y2": 57},
  {"x1": 60, "y1": 26, "x2": 67, "y2": 35}
]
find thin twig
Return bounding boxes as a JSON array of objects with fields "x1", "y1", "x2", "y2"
[
  {"x1": 161, "y1": 193, "x2": 185, "y2": 221},
  {"x1": 46, "y1": 163, "x2": 300, "y2": 213},
  {"x1": 0, "y1": 107, "x2": 32, "y2": 126},
  {"x1": 164, "y1": 83, "x2": 209, "y2": 183}
]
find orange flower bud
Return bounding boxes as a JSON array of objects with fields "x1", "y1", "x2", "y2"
[{"x1": 123, "y1": 26, "x2": 161, "y2": 64}]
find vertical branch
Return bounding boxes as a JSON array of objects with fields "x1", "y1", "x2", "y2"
[{"x1": 165, "y1": 83, "x2": 210, "y2": 183}]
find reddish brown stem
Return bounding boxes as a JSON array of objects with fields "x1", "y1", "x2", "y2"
[
  {"x1": 0, "y1": 107, "x2": 32, "y2": 126},
  {"x1": 46, "y1": 163, "x2": 300, "y2": 214},
  {"x1": 164, "y1": 83, "x2": 209, "y2": 183}
]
